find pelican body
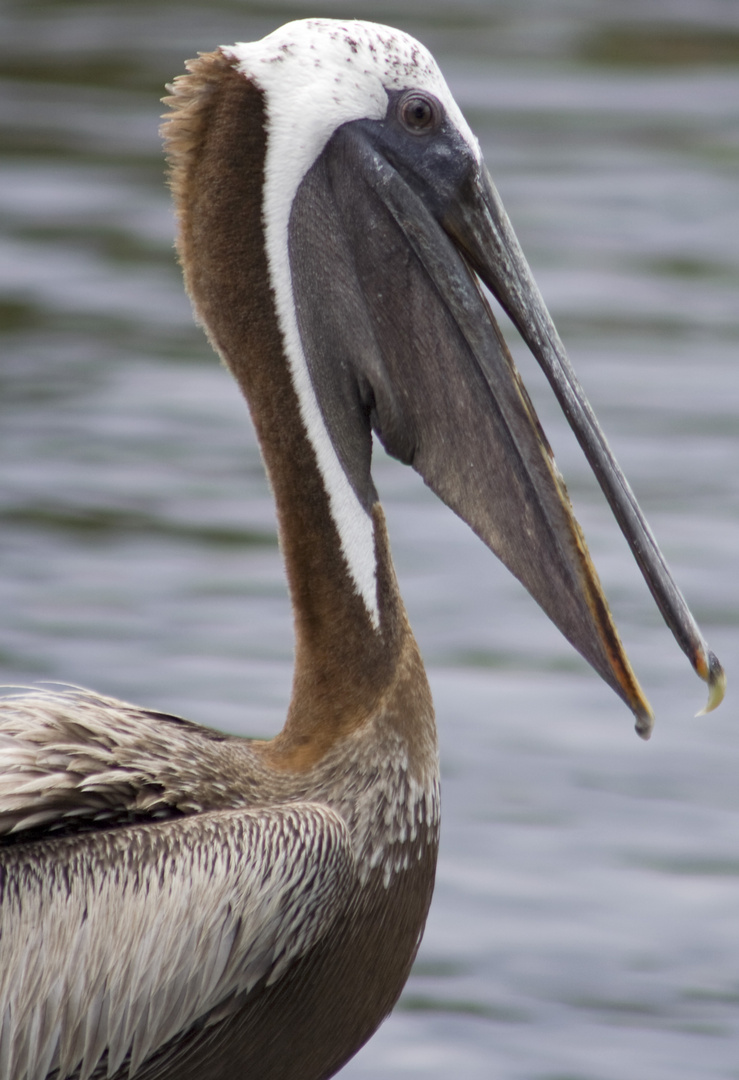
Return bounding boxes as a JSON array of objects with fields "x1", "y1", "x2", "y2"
[{"x1": 0, "y1": 19, "x2": 724, "y2": 1080}]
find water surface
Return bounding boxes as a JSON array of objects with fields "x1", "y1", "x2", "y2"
[{"x1": 1, "y1": 1, "x2": 738, "y2": 1077}]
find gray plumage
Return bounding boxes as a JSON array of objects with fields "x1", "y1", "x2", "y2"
[{"x1": 0, "y1": 688, "x2": 439, "y2": 1080}]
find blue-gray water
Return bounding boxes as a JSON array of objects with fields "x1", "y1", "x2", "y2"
[{"x1": 1, "y1": 1, "x2": 738, "y2": 1077}]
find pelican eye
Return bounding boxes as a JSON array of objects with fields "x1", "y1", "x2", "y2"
[{"x1": 398, "y1": 92, "x2": 438, "y2": 133}]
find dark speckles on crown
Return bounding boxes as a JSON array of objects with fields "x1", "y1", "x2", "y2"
[
  {"x1": 302, "y1": 22, "x2": 429, "y2": 79},
  {"x1": 235, "y1": 19, "x2": 449, "y2": 127}
]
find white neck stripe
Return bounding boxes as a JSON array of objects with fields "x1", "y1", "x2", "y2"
[{"x1": 224, "y1": 20, "x2": 481, "y2": 628}]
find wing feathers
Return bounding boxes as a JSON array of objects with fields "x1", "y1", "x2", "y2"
[
  {"x1": 0, "y1": 690, "x2": 243, "y2": 840},
  {"x1": 0, "y1": 804, "x2": 356, "y2": 1080}
]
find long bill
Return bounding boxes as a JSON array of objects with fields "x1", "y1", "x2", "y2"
[
  {"x1": 442, "y1": 165, "x2": 725, "y2": 717},
  {"x1": 299, "y1": 125, "x2": 723, "y2": 736}
]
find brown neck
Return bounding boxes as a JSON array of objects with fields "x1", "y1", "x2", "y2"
[{"x1": 164, "y1": 52, "x2": 417, "y2": 762}]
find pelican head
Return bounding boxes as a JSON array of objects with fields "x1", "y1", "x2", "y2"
[{"x1": 163, "y1": 19, "x2": 724, "y2": 738}]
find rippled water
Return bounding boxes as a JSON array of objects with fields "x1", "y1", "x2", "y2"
[{"x1": 1, "y1": 1, "x2": 738, "y2": 1077}]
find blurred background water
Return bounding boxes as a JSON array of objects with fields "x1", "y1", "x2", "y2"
[{"x1": 1, "y1": 0, "x2": 738, "y2": 1077}]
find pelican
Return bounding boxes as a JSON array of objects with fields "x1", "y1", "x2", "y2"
[{"x1": 0, "y1": 18, "x2": 725, "y2": 1080}]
